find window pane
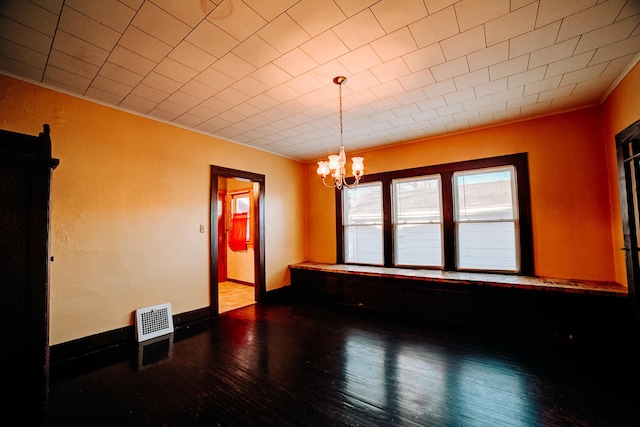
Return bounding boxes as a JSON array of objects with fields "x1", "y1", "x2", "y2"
[
  {"x1": 457, "y1": 222, "x2": 517, "y2": 271},
  {"x1": 393, "y1": 176, "x2": 443, "y2": 267},
  {"x1": 394, "y1": 176, "x2": 441, "y2": 222},
  {"x1": 344, "y1": 183, "x2": 383, "y2": 224},
  {"x1": 395, "y1": 224, "x2": 442, "y2": 266},
  {"x1": 455, "y1": 168, "x2": 516, "y2": 221},
  {"x1": 345, "y1": 225, "x2": 383, "y2": 264},
  {"x1": 344, "y1": 183, "x2": 383, "y2": 265}
]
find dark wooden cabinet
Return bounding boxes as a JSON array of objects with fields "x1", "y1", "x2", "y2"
[
  {"x1": 290, "y1": 264, "x2": 630, "y2": 340},
  {"x1": 1, "y1": 125, "x2": 58, "y2": 427}
]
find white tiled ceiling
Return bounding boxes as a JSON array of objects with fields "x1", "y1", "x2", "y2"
[{"x1": 1, "y1": 0, "x2": 639, "y2": 162}]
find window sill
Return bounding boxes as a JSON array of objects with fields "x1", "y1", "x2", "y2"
[{"x1": 289, "y1": 262, "x2": 627, "y2": 297}]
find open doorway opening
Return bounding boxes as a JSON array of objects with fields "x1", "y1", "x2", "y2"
[{"x1": 210, "y1": 166, "x2": 265, "y2": 316}]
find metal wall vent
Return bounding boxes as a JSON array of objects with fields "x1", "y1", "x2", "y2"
[{"x1": 135, "y1": 302, "x2": 174, "y2": 342}]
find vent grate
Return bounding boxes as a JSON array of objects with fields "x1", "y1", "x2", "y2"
[{"x1": 135, "y1": 303, "x2": 174, "y2": 342}]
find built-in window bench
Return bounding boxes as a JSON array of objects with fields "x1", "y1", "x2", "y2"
[{"x1": 289, "y1": 263, "x2": 630, "y2": 340}]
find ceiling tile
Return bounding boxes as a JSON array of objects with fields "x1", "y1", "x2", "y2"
[
  {"x1": 399, "y1": 68, "x2": 435, "y2": 90},
  {"x1": 108, "y1": 45, "x2": 156, "y2": 76},
  {"x1": 545, "y1": 51, "x2": 594, "y2": 78},
  {"x1": 536, "y1": 0, "x2": 597, "y2": 28},
  {"x1": 288, "y1": 0, "x2": 346, "y2": 37},
  {"x1": 423, "y1": 79, "x2": 456, "y2": 98},
  {"x1": 559, "y1": 62, "x2": 608, "y2": 87},
  {"x1": 409, "y1": 6, "x2": 458, "y2": 48},
  {"x1": 403, "y1": 44, "x2": 446, "y2": 72},
  {"x1": 370, "y1": 27, "x2": 418, "y2": 62},
  {"x1": 211, "y1": 53, "x2": 257, "y2": 79},
  {"x1": 273, "y1": 48, "x2": 318, "y2": 77},
  {"x1": 91, "y1": 74, "x2": 132, "y2": 97},
  {"x1": 168, "y1": 42, "x2": 216, "y2": 72},
  {"x1": 141, "y1": 71, "x2": 183, "y2": 93},
  {"x1": 489, "y1": 55, "x2": 528, "y2": 80},
  {"x1": 120, "y1": 92, "x2": 159, "y2": 112},
  {"x1": 118, "y1": 25, "x2": 171, "y2": 62},
  {"x1": 474, "y1": 78, "x2": 508, "y2": 97},
  {"x1": 441, "y1": 26, "x2": 486, "y2": 60},
  {"x1": 181, "y1": 79, "x2": 220, "y2": 99},
  {"x1": 556, "y1": 0, "x2": 628, "y2": 42},
  {"x1": 243, "y1": 0, "x2": 298, "y2": 21},
  {"x1": 58, "y1": 5, "x2": 121, "y2": 51},
  {"x1": 258, "y1": 13, "x2": 311, "y2": 54},
  {"x1": 186, "y1": 20, "x2": 239, "y2": 59},
  {"x1": 371, "y1": 57, "x2": 411, "y2": 83},
  {"x1": 333, "y1": 9, "x2": 385, "y2": 50},
  {"x1": 508, "y1": 66, "x2": 546, "y2": 89},
  {"x1": 370, "y1": 0, "x2": 427, "y2": 33},
  {"x1": 155, "y1": 57, "x2": 198, "y2": 84},
  {"x1": 150, "y1": 0, "x2": 217, "y2": 27},
  {"x1": 99, "y1": 62, "x2": 144, "y2": 87},
  {"x1": 207, "y1": 0, "x2": 267, "y2": 42},
  {"x1": 52, "y1": 31, "x2": 110, "y2": 67},
  {"x1": 0, "y1": 37, "x2": 47, "y2": 71},
  {"x1": 338, "y1": 45, "x2": 383, "y2": 75},
  {"x1": 48, "y1": 49, "x2": 99, "y2": 79},
  {"x1": 65, "y1": 0, "x2": 135, "y2": 32},
  {"x1": 509, "y1": 21, "x2": 560, "y2": 59},
  {"x1": 454, "y1": 67, "x2": 489, "y2": 90},
  {"x1": 85, "y1": 86, "x2": 125, "y2": 104},
  {"x1": 431, "y1": 57, "x2": 469, "y2": 82},
  {"x1": 0, "y1": 15, "x2": 52, "y2": 55},
  {"x1": 300, "y1": 30, "x2": 350, "y2": 64},
  {"x1": 331, "y1": 0, "x2": 375, "y2": 17},
  {"x1": 574, "y1": 16, "x2": 640, "y2": 54},
  {"x1": 233, "y1": 35, "x2": 281, "y2": 68},
  {"x1": 231, "y1": 76, "x2": 270, "y2": 97},
  {"x1": 467, "y1": 42, "x2": 509, "y2": 71},
  {"x1": 454, "y1": 0, "x2": 509, "y2": 32},
  {"x1": 43, "y1": 65, "x2": 91, "y2": 92},
  {"x1": 590, "y1": 35, "x2": 640, "y2": 65},
  {"x1": 1, "y1": 0, "x2": 59, "y2": 36},
  {"x1": 529, "y1": 37, "x2": 579, "y2": 69},
  {"x1": 132, "y1": 1, "x2": 191, "y2": 47},
  {"x1": 485, "y1": 2, "x2": 537, "y2": 46},
  {"x1": 523, "y1": 76, "x2": 561, "y2": 96}
]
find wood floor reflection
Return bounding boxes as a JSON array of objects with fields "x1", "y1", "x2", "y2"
[
  {"x1": 47, "y1": 301, "x2": 638, "y2": 427},
  {"x1": 219, "y1": 281, "x2": 255, "y2": 313}
]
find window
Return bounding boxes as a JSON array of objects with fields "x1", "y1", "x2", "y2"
[
  {"x1": 337, "y1": 153, "x2": 533, "y2": 275},
  {"x1": 393, "y1": 176, "x2": 443, "y2": 267},
  {"x1": 454, "y1": 167, "x2": 518, "y2": 272},
  {"x1": 229, "y1": 190, "x2": 254, "y2": 248},
  {"x1": 343, "y1": 182, "x2": 384, "y2": 265}
]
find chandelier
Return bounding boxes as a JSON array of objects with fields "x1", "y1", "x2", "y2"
[{"x1": 316, "y1": 76, "x2": 364, "y2": 189}]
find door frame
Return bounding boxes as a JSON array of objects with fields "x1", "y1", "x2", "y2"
[
  {"x1": 209, "y1": 165, "x2": 265, "y2": 316},
  {"x1": 616, "y1": 118, "x2": 640, "y2": 318}
]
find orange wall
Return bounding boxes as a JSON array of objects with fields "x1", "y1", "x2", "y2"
[
  {"x1": 306, "y1": 72, "x2": 640, "y2": 284},
  {"x1": 0, "y1": 74, "x2": 306, "y2": 345}
]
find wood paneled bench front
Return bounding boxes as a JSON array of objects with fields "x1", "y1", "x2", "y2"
[{"x1": 289, "y1": 263, "x2": 631, "y2": 340}]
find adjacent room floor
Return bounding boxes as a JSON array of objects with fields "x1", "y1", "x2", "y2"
[
  {"x1": 219, "y1": 280, "x2": 255, "y2": 313},
  {"x1": 47, "y1": 301, "x2": 638, "y2": 427}
]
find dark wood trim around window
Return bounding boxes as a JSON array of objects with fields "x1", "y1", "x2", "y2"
[{"x1": 335, "y1": 153, "x2": 534, "y2": 275}]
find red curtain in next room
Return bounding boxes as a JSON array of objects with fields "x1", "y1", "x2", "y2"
[{"x1": 229, "y1": 212, "x2": 248, "y2": 251}]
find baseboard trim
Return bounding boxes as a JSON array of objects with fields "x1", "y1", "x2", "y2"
[{"x1": 50, "y1": 306, "x2": 211, "y2": 366}]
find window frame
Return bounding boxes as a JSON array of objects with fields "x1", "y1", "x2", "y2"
[{"x1": 335, "y1": 153, "x2": 534, "y2": 275}]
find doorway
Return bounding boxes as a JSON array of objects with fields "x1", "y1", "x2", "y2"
[
  {"x1": 210, "y1": 166, "x2": 265, "y2": 316},
  {"x1": 616, "y1": 118, "x2": 640, "y2": 321}
]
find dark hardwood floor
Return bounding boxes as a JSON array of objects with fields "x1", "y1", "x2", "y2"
[{"x1": 47, "y1": 301, "x2": 638, "y2": 427}]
